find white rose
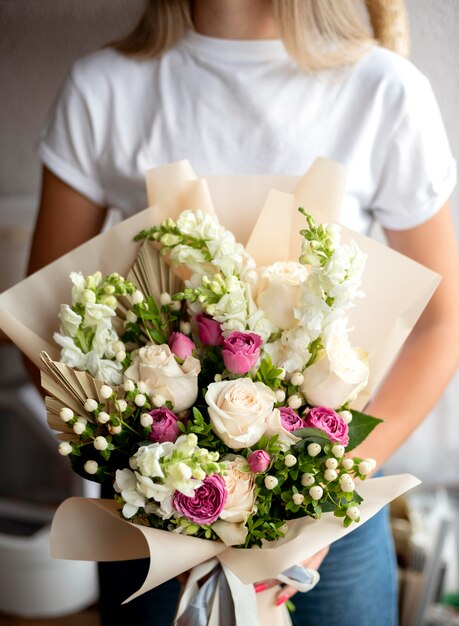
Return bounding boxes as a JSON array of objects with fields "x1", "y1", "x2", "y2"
[
  {"x1": 205, "y1": 378, "x2": 274, "y2": 449},
  {"x1": 300, "y1": 321, "x2": 369, "y2": 409},
  {"x1": 124, "y1": 343, "x2": 200, "y2": 412},
  {"x1": 58, "y1": 304, "x2": 82, "y2": 337},
  {"x1": 265, "y1": 408, "x2": 302, "y2": 451},
  {"x1": 256, "y1": 261, "x2": 309, "y2": 330}
]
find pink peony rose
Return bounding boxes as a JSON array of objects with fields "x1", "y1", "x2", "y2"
[
  {"x1": 196, "y1": 314, "x2": 223, "y2": 346},
  {"x1": 304, "y1": 406, "x2": 349, "y2": 445},
  {"x1": 148, "y1": 407, "x2": 181, "y2": 443},
  {"x1": 222, "y1": 332, "x2": 263, "y2": 375},
  {"x1": 173, "y1": 474, "x2": 227, "y2": 525},
  {"x1": 279, "y1": 406, "x2": 306, "y2": 432},
  {"x1": 247, "y1": 450, "x2": 271, "y2": 473},
  {"x1": 168, "y1": 332, "x2": 195, "y2": 360}
]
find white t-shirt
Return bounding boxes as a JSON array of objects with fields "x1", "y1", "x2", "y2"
[{"x1": 39, "y1": 31, "x2": 456, "y2": 235}]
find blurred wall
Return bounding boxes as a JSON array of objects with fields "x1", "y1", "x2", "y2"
[{"x1": 0, "y1": 0, "x2": 458, "y2": 481}]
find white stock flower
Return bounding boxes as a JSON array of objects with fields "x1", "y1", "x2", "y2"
[
  {"x1": 165, "y1": 461, "x2": 202, "y2": 497},
  {"x1": 124, "y1": 343, "x2": 200, "y2": 412},
  {"x1": 53, "y1": 334, "x2": 87, "y2": 370},
  {"x1": 83, "y1": 303, "x2": 117, "y2": 329},
  {"x1": 176, "y1": 209, "x2": 222, "y2": 240},
  {"x1": 263, "y1": 327, "x2": 311, "y2": 374},
  {"x1": 114, "y1": 468, "x2": 146, "y2": 519},
  {"x1": 205, "y1": 378, "x2": 274, "y2": 449},
  {"x1": 300, "y1": 319, "x2": 369, "y2": 409},
  {"x1": 58, "y1": 304, "x2": 82, "y2": 337},
  {"x1": 134, "y1": 442, "x2": 175, "y2": 479},
  {"x1": 69, "y1": 272, "x2": 86, "y2": 305},
  {"x1": 92, "y1": 325, "x2": 120, "y2": 358},
  {"x1": 135, "y1": 473, "x2": 174, "y2": 502},
  {"x1": 85, "y1": 351, "x2": 123, "y2": 385},
  {"x1": 256, "y1": 262, "x2": 309, "y2": 330}
]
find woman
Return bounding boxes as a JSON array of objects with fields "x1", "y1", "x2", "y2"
[{"x1": 28, "y1": 1, "x2": 459, "y2": 624}]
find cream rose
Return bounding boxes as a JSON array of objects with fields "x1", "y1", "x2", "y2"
[
  {"x1": 212, "y1": 454, "x2": 256, "y2": 546},
  {"x1": 256, "y1": 261, "x2": 309, "y2": 330},
  {"x1": 205, "y1": 378, "x2": 275, "y2": 449},
  {"x1": 300, "y1": 324, "x2": 369, "y2": 409},
  {"x1": 124, "y1": 344, "x2": 200, "y2": 412}
]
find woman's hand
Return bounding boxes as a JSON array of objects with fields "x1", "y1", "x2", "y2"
[{"x1": 254, "y1": 546, "x2": 329, "y2": 606}]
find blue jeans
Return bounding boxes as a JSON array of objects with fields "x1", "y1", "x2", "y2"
[
  {"x1": 98, "y1": 506, "x2": 397, "y2": 626},
  {"x1": 291, "y1": 505, "x2": 398, "y2": 626}
]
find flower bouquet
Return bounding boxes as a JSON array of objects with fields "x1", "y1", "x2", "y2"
[{"x1": 0, "y1": 159, "x2": 438, "y2": 625}]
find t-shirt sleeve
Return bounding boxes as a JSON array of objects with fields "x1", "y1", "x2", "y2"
[
  {"x1": 38, "y1": 70, "x2": 106, "y2": 206},
  {"x1": 370, "y1": 74, "x2": 456, "y2": 230}
]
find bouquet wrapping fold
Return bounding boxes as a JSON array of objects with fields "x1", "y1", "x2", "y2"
[{"x1": 0, "y1": 158, "x2": 437, "y2": 625}]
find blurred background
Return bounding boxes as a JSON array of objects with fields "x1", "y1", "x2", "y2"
[{"x1": 0, "y1": 0, "x2": 458, "y2": 624}]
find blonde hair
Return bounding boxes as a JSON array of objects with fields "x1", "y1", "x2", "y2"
[{"x1": 112, "y1": 0, "x2": 409, "y2": 72}]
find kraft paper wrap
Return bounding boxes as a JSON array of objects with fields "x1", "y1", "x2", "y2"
[{"x1": 0, "y1": 158, "x2": 433, "y2": 623}]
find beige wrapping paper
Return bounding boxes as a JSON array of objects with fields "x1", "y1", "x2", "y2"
[
  {"x1": 51, "y1": 474, "x2": 420, "y2": 624},
  {"x1": 0, "y1": 158, "x2": 433, "y2": 623}
]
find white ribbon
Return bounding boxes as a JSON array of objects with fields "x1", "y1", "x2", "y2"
[{"x1": 174, "y1": 560, "x2": 319, "y2": 626}]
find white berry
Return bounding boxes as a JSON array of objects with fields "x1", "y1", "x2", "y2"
[
  {"x1": 131, "y1": 290, "x2": 144, "y2": 304},
  {"x1": 84, "y1": 398, "x2": 98, "y2": 412},
  {"x1": 180, "y1": 321, "x2": 191, "y2": 335},
  {"x1": 288, "y1": 394, "x2": 302, "y2": 410},
  {"x1": 301, "y1": 473, "x2": 315, "y2": 487},
  {"x1": 99, "y1": 385, "x2": 113, "y2": 399},
  {"x1": 59, "y1": 407, "x2": 74, "y2": 422},
  {"x1": 137, "y1": 381, "x2": 148, "y2": 394},
  {"x1": 109, "y1": 424, "x2": 122, "y2": 435},
  {"x1": 292, "y1": 493, "x2": 304, "y2": 505},
  {"x1": 341, "y1": 458, "x2": 354, "y2": 470},
  {"x1": 134, "y1": 394, "x2": 147, "y2": 407},
  {"x1": 160, "y1": 292, "x2": 171, "y2": 306},
  {"x1": 307, "y1": 443, "x2": 321, "y2": 457},
  {"x1": 152, "y1": 394, "x2": 166, "y2": 408},
  {"x1": 123, "y1": 380, "x2": 135, "y2": 392},
  {"x1": 97, "y1": 411, "x2": 111, "y2": 424},
  {"x1": 275, "y1": 389, "x2": 286, "y2": 403},
  {"x1": 264, "y1": 476, "x2": 278, "y2": 490},
  {"x1": 346, "y1": 506, "x2": 360, "y2": 521},
  {"x1": 284, "y1": 454, "x2": 297, "y2": 468},
  {"x1": 365, "y1": 458, "x2": 377, "y2": 470},
  {"x1": 358, "y1": 461, "x2": 372, "y2": 476},
  {"x1": 324, "y1": 469, "x2": 338, "y2": 482},
  {"x1": 340, "y1": 474, "x2": 355, "y2": 493},
  {"x1": 93, "y1": 436, "x2": 108, "y2": 451},
  {"x1": 290, "y1": 372, "x2": 304, "y2": 387},
  {"x1": 332, "y1": 444, "x2": 345, "y2": 458},
  {"x1": 140, "y1": 412, "x2": 153, "y2": 427},
  {"x1": 214, "y1": 374, "x2": 222, "y2": 382},
  {"x1": 339, "y1": 410, "x2": 353, "y2": 424},
  {"x1": 309, "y1": 486, "x2": 323, "y2": 500},
  {"x1": 58, "y1": 442, "x2": 73, "y2": 456},
  {"x1": 84, "y1": 460, "x2": 98, "y2": 475},
  {"x1": 126, "y1": 310, "x2": 138, "y2": 324},
  {"x1": 325, "y1": 458, "x2": 338, "y2": 470},
  {"x1": 117, "y1": 400, "x2": 128, "y2": 412},
  {"x1": 73, "y1": 421, "x2": 86, "y2": 435}
]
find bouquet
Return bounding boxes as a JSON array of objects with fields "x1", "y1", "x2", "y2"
[{"x1": 0, "y1": 159, "x2": 436, "y2": 624}]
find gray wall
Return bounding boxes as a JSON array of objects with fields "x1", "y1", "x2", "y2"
[{"x1": 0, "y1": 0, "x2": 458, "y2": 481}]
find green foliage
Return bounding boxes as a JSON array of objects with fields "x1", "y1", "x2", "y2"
[
  {"x1": 255, "y1": 355, "x2": 284, "y2": 389},
  {"x1": 346, "y1": 410, "x2": 383, "y2": 451}
]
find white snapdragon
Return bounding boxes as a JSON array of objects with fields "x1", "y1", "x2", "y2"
[
  {"x1": 263, "y1": 327, "x2": 311, "y2": 374},
  {"x1": 58, "y1": 304, "x2": 82, "y2": 337},
  {"x1": 114, "y1": 468, "x2": 147, "y2": 518}
]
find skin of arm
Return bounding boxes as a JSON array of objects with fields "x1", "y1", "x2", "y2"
[
  {"x1": 24, "y1": 167, "x2": 108, "y2": 389},
  {"x1": 353, "y1": 202, "x2": 459, "y2": 465}
]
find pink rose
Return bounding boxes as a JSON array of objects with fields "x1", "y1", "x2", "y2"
[
  {"x1": 168, "y1": 332, "x2": 195, "y2": 360},
  {"x1": 173, "y1": 474, "x2": 227, "y2": 525},
  {"x1": 222, "y1": 332, "x2": 263, "y2": 375},
  {"x1": 304, "y1": 406, "x2": 349, "y2": 445},
  {"x1": 148, "y1": 407, "x2": 181, "y2": 443},
  {"x1": 247, "y1": 450, "x2": 271, "y2": 473},
  {"x1": 279, "y1": 406, "x2": 306, "y2": 432},
  {"x1": 196, "y1": 314, "x2": 223, "y2": 346}
]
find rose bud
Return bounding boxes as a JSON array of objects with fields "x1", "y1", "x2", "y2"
[
  {"x1": 195, "y1": 313, "x2": 223, "y2": 346},
  {"x1": 149, "y1": 407, "x2": 181, "y2": 443},
  {"x1": 222, "y1": 331, "x2": 263, "y2": 375},
  {"x1": 247, "y1": 450, "x2": 271, "y2": 473},
  {"x1": 168, "y1": 332, "x2": 195, "y2": 360}
]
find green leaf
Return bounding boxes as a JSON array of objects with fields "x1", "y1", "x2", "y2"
[{"x1": 346, "y1": 410, "x2": 383, "y2": 451}]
